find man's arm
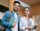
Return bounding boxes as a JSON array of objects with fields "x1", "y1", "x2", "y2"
[{"x1": 1, "y1": 11, "x2": 13, "y2": 28}]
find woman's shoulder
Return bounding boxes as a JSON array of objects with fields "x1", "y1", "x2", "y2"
[
  {"x1": 29, "y1": 18, "x2": 35, "y2": 22},
  {"x1": 29, "y1": 18, "x2": 33, "y2": 20},
  {"x1": 21, "y1": 16, "x2": 25, "y2": 19}
]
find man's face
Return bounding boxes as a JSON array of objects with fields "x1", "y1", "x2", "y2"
[
  {"x1": 24, "y1": 8, "x2": 30, "y2": 16},
  {"x1": 13, "y1": 3, "x2": 20, "y2": 12}
]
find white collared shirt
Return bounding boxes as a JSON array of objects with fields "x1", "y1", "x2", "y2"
[{"x1": 19, "y1": 16, "x2": 35, "y2": 31}]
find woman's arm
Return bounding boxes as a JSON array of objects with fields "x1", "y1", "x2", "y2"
[
  {"x1": 25, "y1": 27, "x2": 34, "y2": 29},
  {"x1": 19, "y1": 18, "x2": 25, "y2": 30}
]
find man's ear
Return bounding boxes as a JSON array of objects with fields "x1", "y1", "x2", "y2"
[
  {"x1": 18, "y1": 7, "x2": 20, "y2": 11},
  {"x1": 19, "y1": 6, "x2": 21, "y2": 10},
  {"x1": 19, "y1": 8, "x2": 20, "y2": 10}
]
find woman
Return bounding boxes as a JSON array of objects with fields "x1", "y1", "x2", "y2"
[{"x1": 19, "y1": 7, "x2": 35, "y2": 31}]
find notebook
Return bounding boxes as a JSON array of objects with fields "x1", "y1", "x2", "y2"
[{"x1": 9, "y1": 17, "x2": 15, "y2": 24}]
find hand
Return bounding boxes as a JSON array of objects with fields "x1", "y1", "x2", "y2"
[
  {"x1": 28, "y1": 27, "x2": 32, "y2": 29},
  {"x1": 28, "y1": 27, "x2": 34, "y2": 29},
  {"x1": 12, "y1": 23, "x2": 16, "y2": 28},
  {"x1": 25, "y1": 27, "x2": 34, "y2": 29},
  {"x1": 36, "y1": 23, "x2": 39, "y2": 27},
  {"x1": 25, "y1": 27, "x2": 29, "y2": 29}
]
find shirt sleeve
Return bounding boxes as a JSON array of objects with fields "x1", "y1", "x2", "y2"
[
  {"x1": 31, "y1": 19, "x2": 35, "y2": 27},
  {"x1": 19, "y1": 18, "x2": 25, "y2": 30},
  {"x1": 1, "y1": 11, "x2": 12, "y2": 28}
]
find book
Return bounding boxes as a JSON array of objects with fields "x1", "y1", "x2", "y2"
[{"x1": 9, "y1": 17, "x2": 15, "y2": 24}]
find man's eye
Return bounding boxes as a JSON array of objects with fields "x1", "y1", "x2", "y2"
[{"x1": 27, "y1": 10, "x2": 29, "y2": 11}]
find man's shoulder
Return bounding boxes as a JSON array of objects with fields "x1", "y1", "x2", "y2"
[
  {"x1": 5, "y1": 11, "x2": 9, "y2": 13},
  {"x1": 5, "y1": 11, "x2": 10, "y2": 15}
]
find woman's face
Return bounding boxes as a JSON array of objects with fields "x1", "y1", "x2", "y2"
[{"x1": 24, "y1": 8, "x2": 30, "y2": 16}]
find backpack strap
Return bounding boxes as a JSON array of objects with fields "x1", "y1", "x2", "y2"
[{"x1": 7, "y1": 11, "x2": 11, "y2": 22}]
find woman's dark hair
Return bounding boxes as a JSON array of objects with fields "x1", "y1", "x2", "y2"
[
  {"x1": 25, "y1": 7, "x2": 30, "y2": 10},
  {"x1": 14, "y1": 1, "x2": 20, "y2": 5},
  {"x1": 24, "y1": 7, "x2": 30, "y2": 11}
]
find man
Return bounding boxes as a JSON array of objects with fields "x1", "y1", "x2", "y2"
[
  {"x1": 19, "y1": 7, "x2": 36, "y2": 31},
  {"x1": 1, "y1": 1, "x2": 20, "y2": 31}
]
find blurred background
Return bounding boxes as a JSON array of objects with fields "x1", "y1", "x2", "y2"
[{"x1": 0, "y1": 0, "x2": 40, "y2": 31}]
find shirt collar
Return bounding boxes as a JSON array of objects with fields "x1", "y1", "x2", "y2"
[{"x1": 10, "y1": 10, "x2": 18, "y2": 16}]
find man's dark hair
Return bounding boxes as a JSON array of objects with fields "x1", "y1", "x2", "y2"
[{"x1": 14, "y1": 1, "x2": 20, "y2": 5}]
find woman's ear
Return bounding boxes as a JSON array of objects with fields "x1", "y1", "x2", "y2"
[{"x1": 29, "y1": 12, "x2": 30, "y2": 14}]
